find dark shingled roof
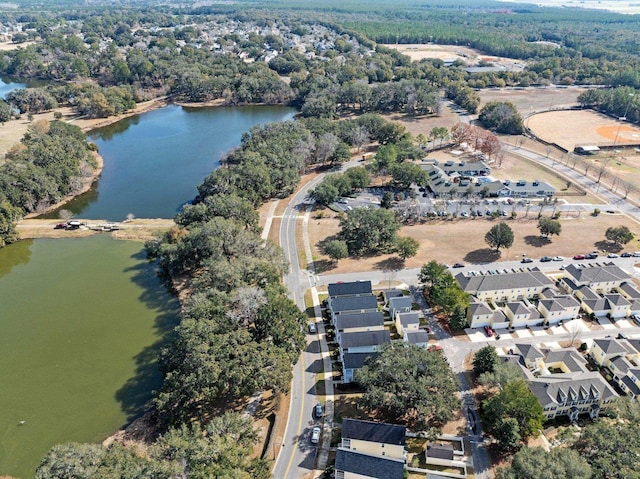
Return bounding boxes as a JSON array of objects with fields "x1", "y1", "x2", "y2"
[
  {"x1": 343, "y1": 352, "x2": 379, "y2": 370},
  {"x1": 426, "y1": 444, "x2": 454, "y2": 461},
  {"x1": 342, "y1": 419, "x2": 406, "y2": 445},
  {"x1": 335, "y1": 312, "x2": 385, "y2": 331},
  {"x1": 341, "y1": 330, "x2": 391, "y2": 349},
  {"x1": 335, "y1": 448, "x2": 405, "y2": 479},
  {"x1": 331, "y1": 295, "x2": 378, "y2": 314},
  {"x1": 328, "y1": 281, "x2": 372, "y2": 298}
]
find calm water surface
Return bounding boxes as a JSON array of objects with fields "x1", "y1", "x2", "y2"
[
  {"x1": 0, "y1": 236, "x2": 179, "y2": 478},
  {"x1": 52, "y1": 104, "x2": 295, "y2": 220}
]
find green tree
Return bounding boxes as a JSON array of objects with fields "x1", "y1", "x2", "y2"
[
  {"x1": 339, "y1": 207, "x2": 400, "y2": 255},
  {"x1": 473, "y1": 345, "x2": 499, "y2": 376},
  {"x1": 395, "y1": 236, "x2": 419, "y2": 260},
  {"x1": 482, "y1": 379, "x2": 544, "y2": 440},
  {"x1": 325, "y1": 239, "x2": 349, "y2": 263},
  {"x1": 344, "y1": 167, "x2": 370, "y2": 190},
  {"x1": 419, "y1": 260, "x2": 449, "y2": 292},
  {"x1": 449, "y1": 304, "x2": 468, "y2": 330},
  {"x1": 605, "y1": 225, "x2": 634, "y2": 245},
  {"x1": 381, "y1": 191, "x2": 394, "y2": 209},
  {"x1": 478, "y1": 361, "x2": 523, "y2": 390},
  {"x1": 538, "y1": 217, "x2": 562, "y2": 238},
  {"x1": 497, "y1": 447, "x2": 591, "y2": 479},
  {"x1": 373, "y1": 144, "x2": 398, "y2": 172},
  {"x1": 389, "y1": 162, "x2": 427, "y2": 188},
  {"x1": 356, "y1": 343, "x2": 460, "y2": 434},
  {"x1": 485, "y1": 222, "x2": 514, "y2": 251},
  {"x1": 478, "y1": 101, "x2": 524, "y2": 134},
  {"x1": 493, "y1": 417, "x2": 522, "y2": 453}
]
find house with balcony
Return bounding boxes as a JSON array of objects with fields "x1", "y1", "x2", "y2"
[
  {"x1": 590, "y1": 338, "x2": 640, "y2": 401},
  {"x1": 339, "y1": 330, "x2": 391, "y2": 361},
  {"x1": 615, "y1": 282, "x2": 640, "y2": 315},
  {"x1": 510, "y1": 344, "x2": 618, "y2": 421},
  {"x1": 504, "y1": 300, "x2": 543, "y2": 328},
  {"x1": 335, "y1": 312, "x2": 385, "y2": 344},
  {"x1": 330, "y1": 295, "x2": 379, "y2": 324}
]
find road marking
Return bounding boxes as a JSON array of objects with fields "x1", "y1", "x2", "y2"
[{"x1": 282, "y1": 352, "x2": 306, "y2": 479}]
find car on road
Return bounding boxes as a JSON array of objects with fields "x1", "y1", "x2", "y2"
[
  {"x1": 621, "y1": 252, "x2": 633, "y2": 257},
  {"x1": 540, "y1": 256, "x2": 552, "y2": 262},
  {"x1": 484, "y1": 326, "x2": 494, "y2": 337},
  {"x1": 453, "y1": 262, "x2": 465, "y2": 268},
  {"x1": 521, "y1": 257, "x2": 534, "y2": 263},
  {"x1": 314, "y1": 402, "x2": 323, "y2": 418},
  {"x1": 553, "y1": 256, "x2": 564, "y2": 261},
  {"x1": 608, "y1": 253, "x2": 619, "y2": 258},
  {"x1": 310, "y1": 426, "x2": 321, "y2": 444},
  {"x1": 573, "y1": 254, "x2": 586, "y2": 260},
  {"x1": 308, "y1": 323, "x2": 317, "y2": 334}
]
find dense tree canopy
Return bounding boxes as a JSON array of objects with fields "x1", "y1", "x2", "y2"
[
  {"x1": 485, "y1": 222, "x2": 515, "y2": 251},
  {"x1": 356, "y1": 343, "x2": 460, "y2": 435},
  {"x1": 538, "y1": 217, "x2": 562, "y2": 238},
  {"x1": 605, "y1": 225, "x2": 633, "y2": 245},
  {"x1": 497, "y1": 446, "x2": 592, "y2": 479},
  {"x1": 339, "y1": 207, "x2": 400, "y2": 255},
  {"x1": 478, "y1": 101, "x2": 524, "y2": 135}
]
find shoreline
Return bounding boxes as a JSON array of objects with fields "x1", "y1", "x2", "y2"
[{"x1": 20, "y1": 97, "x2": 226, "y2": 221}]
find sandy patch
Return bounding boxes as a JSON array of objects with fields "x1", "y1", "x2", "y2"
[
  {"x1": 479, "y1": 87, "x2": 587, "y2": 114},
  {"x1": 0, "y1": 40, "x2": 35, "y2": 51}
]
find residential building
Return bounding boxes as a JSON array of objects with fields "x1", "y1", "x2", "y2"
[
  {"x1": 395, "y1": 311, "x2": 420, "y2": 336},
  {"x1": 589, "y1": 338, "x2": 640, "y2": 401},
  {"x1": 504, "y1": 300, "x2": 543, "y2": 328},
  {"x1": 456, "y1": 269, "x2": 553, "y2": 303},
  {"x1": 538, "y1": 295, "x2": 581, "y2": 325},
  {"x1": 342, "y1": 352, "x2": 378, "y2": 384},
  {"x1": 561, "y1": 264, "x2": 629, "y2": 293},
  {"x1": 388, "y1": 296, "x2": 413, "y2": 320},
  {"x1": 403, "y1": 330, "x2": 430, "y2": 348},
  {"x1": 330, "y1": 295, "x2": 379, "y2": 324},
  {"x1": 335, "y1": 312, "x2": 385, "y2": 344},
  {"x1": 329, "y1": 280, "x2": 373, "y2": 298},
  {"x1": 511, "y1": 344, "x2": 618, "y2": 421},
  {"x1": 340, "y1": 419, "x2": 406, "y2": 460},
  {"x1": 468, "y1": 301, "x2": 493, "y2": 328},
  {"x1": 339, "y1": 330, "x2": 391, "y2": 360},
  {"x1": 334, "y1": 448, "x2": 405, "y2": 479}
]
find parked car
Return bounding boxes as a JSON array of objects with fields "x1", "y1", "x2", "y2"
[
  {"x1": 634, "y1": 252, "x2": 640, "y2": 257},
  {"x1": 573, "y1": 254, "x2": 586, "y2": 260},
  {"x1": 521, "y1": 258, "x2": 534, "y2": 263},
  {"x1": 453, "y1": 262, "x2": 465, "y2": 268},
  {"x1": 608, "y1": 253, "x2": 619, "y2": 258},
  {"x1": 586, "y1": 252, "x2": 598, "y2": 259},
  {"x1": 540, "y1": 256, "x2": 552, "y2": 262},
  {"x1": 484, "y1": 326, "x2": 494, "y2": 337},
  {"x1": 632, "y1": 314, "x2": 640, "y2": 326},
  {"x1": 315, "y1": 402, "x2": 323, "y2": 418},
  {"x1": 311, "y1": 426, "x2": 321, "y2": 444},
  {"x1": 308, "y1": 323, "x2": 317, "y2": 334},
  {"x1": 621, "y1": 252, "x2": 633, "y2": 257},
  {"x1": 553, "y1": 256, "x2": 564, "y2": 261},
  {"x1": 54, "y1": 223, "x2": 67, "y2": 229}
]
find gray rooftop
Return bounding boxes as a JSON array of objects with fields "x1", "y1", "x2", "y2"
[
  {"x1": 342, "y1": 418, "x2": 406, "y2": 445},
  {"x1": 389, "y1": 296, "x2": 413, "y2": 310},
  {"x1": 456, "y1": 269, "x2": 553, "y2": 294},
  {"x1": 469, "y1": 301, "x2": 493, "y2": 316},
  {"x1": 617, "y1": 282, "x2": 640, "y2": 299},
  {"x1": 397, "y1": 312, "x2": 420, "y2": 327},
  {"x1": 343, "y1": 352, "x2": 379, "y2": 370},
  {"x1": 331, "y1": 295, "x2": 378, "y2": 314},
  {"x1": 328, "y1": 281, "x2": 372, "y2": 298},
  {"x1": 341, "y1": 330, "x2": 391, "y2": 349},
  {"x1": 335, "y1": 312, "x2": 385, "y2": 331},
  {"x1": 594, "y1": 338, "x2": 631, "y2": 356},
  {"x1": 404, "y1": 330, "x2": 430, "y2": 345},
  {"x1": 564, "y1": 264, "x2": 629, "y2": 285},
  {"x1": 611, "y1": 355, "x2": 632, "y2": 374},
  {"x1": 516, "y1": 343, "x2": 545, "y2": 362},
  {"x1": 335, "y1": 448, "x2": 405, "y2": 479},
  {"x1": 544, "y1": 349, "x2": 588, "y2": 373},
  {"x1": 620, "y1": 375, "x2": 640, "y2": 396},
  {"x1": 507, "y1": 301, "x2": 531, "y2": 316},
  {"x1": 605, "y1": 294, "x2": 631, "y2": 307}
]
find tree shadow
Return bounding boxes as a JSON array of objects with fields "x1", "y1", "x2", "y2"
[
  {"x1": 373, "y1": 256, "x2": 405, "y2": 272},
  {"x1": 524, "y1": 235, "x2": 552, "y2": 248},
  {"x1": 114, "y1": 250, "x2": 181, "y2": 425},
  {"x1": 463, "y1": 249, "x2": 502, "y2": 264},
  {"x1": 594, "y1": 240, "x2": 622, "y2": 253},
  {"x1": 312, "y1": 258, "x2": 336, "y2": 274}
]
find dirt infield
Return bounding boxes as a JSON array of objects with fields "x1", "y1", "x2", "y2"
[{"x1": 527, "y1": 110, "x2": 640, "y2": 152}]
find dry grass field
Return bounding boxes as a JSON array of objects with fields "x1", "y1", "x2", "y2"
[
  {"x1": 308, "y1": 206, "x2": 640, "y2": 275},
  {"x1": 528, "y1": 110, "x2": 640, "y2": 152},
  {"x1": 479, "y1": 87, "x2": 587, "y2": 114}
]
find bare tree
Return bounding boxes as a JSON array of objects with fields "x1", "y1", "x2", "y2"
[
  {"x1": 596, "y1": 159, "x2": 610, "y2": 183},
  {"x1": 350, "y1": 126, "x2": 370, "y2": 153},
  {"x1": 623, "y1": 182, "x2": 637, "y2": 199},
  {"x1": 226, "y1": 286, "x2": 267, "y2": 327}
]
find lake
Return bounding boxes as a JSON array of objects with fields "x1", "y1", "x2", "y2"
[
  {"x1": 49, "y1": 104, "x2": 295, "y2": 220},
  {"x1": 0, "y1": 236, "x2": 180, "y2": 478}
]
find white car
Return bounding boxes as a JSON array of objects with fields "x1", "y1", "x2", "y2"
[
  {"x1": 311, "y1": 426, "x2": 321, "y2": 444},
  {"x1": 634, "y1": 252, "x2": 640, "y2": 257},
  {"x1": 608, "y1": 253, "x2": 619, "y2": 258},
  {"x1": 552, "y1": 256, "x2": 564, "y2": 261},
  {"x1": 308, "y1": 323, "x2": 317, "y2": 334}
]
